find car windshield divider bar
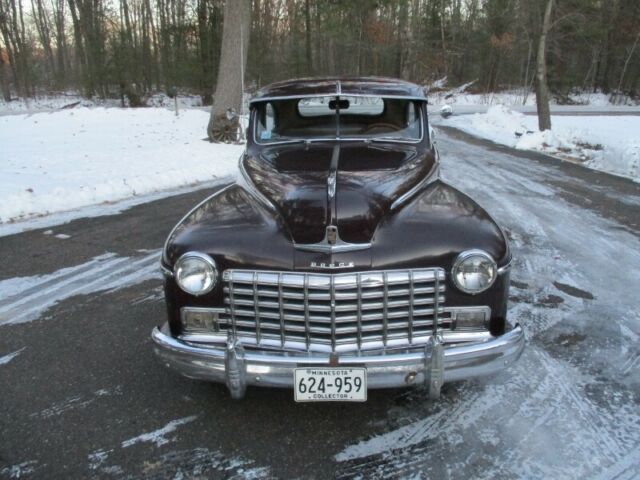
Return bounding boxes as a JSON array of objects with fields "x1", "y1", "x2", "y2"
[{"x1": 335, "y1": 80, "x2": 341, "y2": 139}]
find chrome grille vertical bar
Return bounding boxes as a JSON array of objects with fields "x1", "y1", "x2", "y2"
[
  {"x1": 253, "y1": 271, "x2": 260, "y2": 344},
  {"x1": 228, "y1": 274, "x2": 237, "y2": 337},
  {"x1": 433, "y1": 270, "x2": 440, "y2": 336},
  {"x1": 382, "y1": 272, "x2": 389, "y2": 347},
  {"x1": 408, "y1": 270, "x2": 415, "y2": 343},
  {"x1": 277, "y1": 272, "x2": 285, "y2": 347},
  {"x1": 356, "y1": 272, "x2": 363, "y2": 350},
  {"x1": 303, "y1": 275, "x2": 311, "y2": 349},
  {"x1": 330, "y1": 275, "x2": 336, "y2": 351}
]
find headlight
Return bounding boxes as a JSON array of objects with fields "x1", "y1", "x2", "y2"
[
  {"x1": 174, "y1": 252, "x2": 217, "y2": 296},
  {"x1": 451, "y1": 250, "x2": 497, "y2": 294}
]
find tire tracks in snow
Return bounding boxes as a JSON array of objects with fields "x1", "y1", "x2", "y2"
[{"x1": 0, "y1": 250, "x2": 161, "y2": 326}]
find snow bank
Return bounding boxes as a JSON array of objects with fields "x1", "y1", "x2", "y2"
[
  {"x1": 427, "y1": 78, "x2": 638, "y2": 107},
  {"x1": 446, "y1": 105, "x2": 640, "y2": 182},
  {"x1": 0, "y1": 94, "x2": 109, "y2": 112},
  {"x1": 0, "y1": 93, "x2": 205, "y2": 113},
  {"x1": 0, "y1": 108, "x2": 242, "y2": 224}
]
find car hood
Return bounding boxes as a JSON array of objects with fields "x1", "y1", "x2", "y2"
[
  {"x1": 241, "y1": 142, "x2": 436, "y2": 244},
  {"x1": 164, "y1": 180, "x2": 509, "y2": 272}
]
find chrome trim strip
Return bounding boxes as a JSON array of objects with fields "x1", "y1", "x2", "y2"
[
  {"x1": 294, "y1": 213, "x2": 371, "y2": 252},
  {"x1": 330, "y1": 275, "x2": 336, "y2": 351},
  {"x1": 237, "y1": 157, "x2": 278, "y2": 212},
  {"x1": 382, "y1": 271, "x2": 389, "y2": 347},
  {"x1": 250, "y1": 92, "x2": 427, "y2": 104},
  {"x1": 252, "y1": 272, "x2": 261, "y2": 343},
  {"x1": 327, "y1": 170, "x2": 337, "y2": 200},
  {"x1": 228, "y1": 276, "x2": 237, "y2": 336},
  {"x1": 277, "y1": 272, "x2": 285, "y2": 347},
  {"x1": 294, "y1": 239, "x2": 372, "y2": 254},
  {"x1": 433, "y1": 271, "x2": 440, "y2": 336},
  {"x1": 303, "y1": 275, "x2": 311, "y2": 349},
  {"x1": 389, "y1": 162, "x2": 438, "y2": 212},
  {"x1": 356, "y1": 272, "x2": 363, "y2": 349},
  {"x1": 497, "y1": 258, "x2": 513, "y2": 275},
  {"x1": 408, "y1": 271, "x2": 415, "y2": 343},
  {"x1": 177, "y1": 328, "x2": 494, "y2": 351},
  {"x1": 152, "y1": 323, "x2": 525, "y2": 397},
  {"x1": 160, "y1": 264, "x2": 174, "y2": 277}
]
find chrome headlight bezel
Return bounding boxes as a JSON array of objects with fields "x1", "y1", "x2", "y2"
[
  {"x1": 451, "y1": 250, "x2": 498, "y2": 295},
  {"x1": 174, "y1": 252, "x2": 218, "y2": 296}
]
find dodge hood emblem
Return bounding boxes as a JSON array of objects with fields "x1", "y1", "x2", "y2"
[{"x1": 310, "y1": 261, "x2": 354, "y2": 269}]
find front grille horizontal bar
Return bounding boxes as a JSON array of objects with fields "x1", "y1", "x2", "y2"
[{"x1": 224, "y1": 296, "x2": 444, "y2": 313}]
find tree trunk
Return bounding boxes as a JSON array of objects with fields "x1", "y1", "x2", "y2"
[
  {"x1": 304, "y1": 0, "x2": 312, "y2": 75},
  {"x1": 207, "y1": 0, "x2": 251, "y2": 142},
  {"x1": 439, "y1": 0, "x2": 448, "y2": 77},
  {"x1": 535, "y1": 0, "x2": 553, "y2": 132},
  {"x1": 0, "y1": 54, "x2": 11, "y2": 101}
]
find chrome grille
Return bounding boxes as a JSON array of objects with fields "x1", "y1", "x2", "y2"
[{"x1": 221, "y1": 268, "x2": 450, "y2": 352}]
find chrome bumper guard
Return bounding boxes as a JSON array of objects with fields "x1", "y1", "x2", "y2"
[{"x1": 151, "y1": 323, "x2": 525, "y2": 400}]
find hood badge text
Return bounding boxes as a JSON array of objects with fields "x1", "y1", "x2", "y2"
[{"x1": 310, "y1": 261, "x2": 354, "y2": 269}]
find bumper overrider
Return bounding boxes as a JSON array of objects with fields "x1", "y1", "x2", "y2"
[{"x1": 151, "y1": 323, "x2": 525, "y2": 400}]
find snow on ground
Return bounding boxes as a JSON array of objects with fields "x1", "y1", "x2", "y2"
[
  {"x1": 426, "y1": 77, "x2": 639, "y2": 107},
  {"x1": 0, "y1": 108, "x2": 242, "y2": 225},
  {"x1": 121, "y1": 416, "x2": 198, "y2": 448},
  {"x1": 0, "y1": 93, "x2": 204, "y2": 113},
  {"x1": 0, "y1": 250, "x2": 161, "y2": 326},
  {"x1": 444, "y1": 105, "x2": 640, "y2": 182}
]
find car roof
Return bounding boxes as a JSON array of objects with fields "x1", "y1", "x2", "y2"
[{"x1": 250, "y1": 76, "x2": 426, "y2": 103}]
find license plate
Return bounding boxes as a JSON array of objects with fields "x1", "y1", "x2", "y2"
[{"x1": 294, "y1": 367, "x2": 367, "y2": 402}]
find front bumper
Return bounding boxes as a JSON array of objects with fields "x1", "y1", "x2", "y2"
[{"x1": 151, "y1": 323, "x2": 524, "y2": 399}]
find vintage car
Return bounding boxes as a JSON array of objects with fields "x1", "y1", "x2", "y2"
[{"x1": 152, "y1": 77, "x2": 524, "y2": 402}]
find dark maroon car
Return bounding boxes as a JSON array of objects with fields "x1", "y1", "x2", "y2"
[{"x1": 152, "y1": 77, "x2": 524, "y2": 401}]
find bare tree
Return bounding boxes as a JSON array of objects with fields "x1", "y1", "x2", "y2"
[
  {"x1": 207, "y1": 0, "x2": 250, "y2": 142},
  {"x1": 535, "y1": 0, "x2": 553, "y2": 131},
  {"x1": 613, "y1": 31, "x2": 640, "y2": 104}
]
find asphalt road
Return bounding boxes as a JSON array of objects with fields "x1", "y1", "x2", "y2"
[{"x1": 1, "y1": 127, "x2": 639, "y2": 479}]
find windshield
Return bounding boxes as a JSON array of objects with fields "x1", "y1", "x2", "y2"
[{"x1": 253, "y1": 95, "x2": 422, "y2": 144}]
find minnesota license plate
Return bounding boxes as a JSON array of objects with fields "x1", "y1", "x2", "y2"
[{"x1": 294, "y1": 367, "x2": 367, "y2": 402}]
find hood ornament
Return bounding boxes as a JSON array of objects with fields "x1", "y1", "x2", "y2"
[{"x1": 326, "y1": 226, "x2": 338, "y2": 245}]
